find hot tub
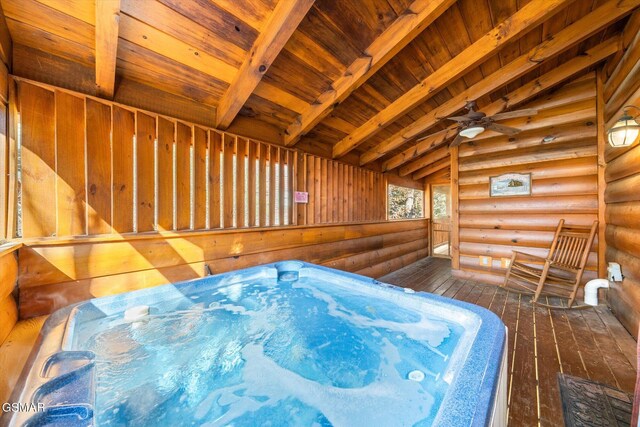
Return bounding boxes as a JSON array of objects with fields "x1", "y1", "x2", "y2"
[{"x1": 7, "y1": 261, "x2": 507, "y2": 426}]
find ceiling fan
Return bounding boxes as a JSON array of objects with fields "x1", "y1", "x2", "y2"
[{"x1": 417, "y1": 101, "x2": 538, "y2": 147}]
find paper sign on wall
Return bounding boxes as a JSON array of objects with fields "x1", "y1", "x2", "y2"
[{"x1": 294, "y1": 191, "x2": 309, "y2": 203}]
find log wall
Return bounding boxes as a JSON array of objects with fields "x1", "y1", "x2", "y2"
[
  {"x1": 602, "y1": 14, "x2": 640, "y2": 338},
  {"x1": 0, "y1": 248, "x2": 18, "y2": 344},
  {"x1": 18, "y1": 219, "x2": 428, "y2": 318},
  {"x1": 455, "y1": 74, "x2": 600, "y2": 285}
]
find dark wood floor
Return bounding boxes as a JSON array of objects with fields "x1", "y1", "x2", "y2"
[{"x1": 380, "y1": 257, "x2": 638, "y2": 427}]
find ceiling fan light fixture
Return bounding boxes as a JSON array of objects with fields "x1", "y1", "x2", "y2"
[{"x1": 459, "y1": 126, "x2": 485, "y2": 139}]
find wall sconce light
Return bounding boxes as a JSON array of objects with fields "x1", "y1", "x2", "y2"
[{"x1": 607, "y1": 105, "x2": 640, "y2": 147}]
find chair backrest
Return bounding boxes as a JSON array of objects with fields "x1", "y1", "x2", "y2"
[{"x1": 547, "y1": 219, "x2": 598, "y2": 270}]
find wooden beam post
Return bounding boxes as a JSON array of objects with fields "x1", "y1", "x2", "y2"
[
  {"x1": 331, "y1": 0, "x2": 577, "y2": 159},
  {"x1": 596, "y1": 69, "x2": 607, "y2": 279},
  {"x1": 283, "y1": 0, "x2": 456, "y2": 146},
  {"x1": 379, "y1": 36, "x2": 620, "y2": 173},
  {"x1": 95, "y1": 0, "x2": 121, "y2": 99},
  {"x1": 215, "y1": 0, "x2": 315, "y2": 129},
  {"x1": 450, "y1": 146, "x2": 459, "y2": 270}
]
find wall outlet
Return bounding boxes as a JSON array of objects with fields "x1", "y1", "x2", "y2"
[
  {"x1": 607, "y1": 262, "x2": 623, "y2": 282},
  {"x1": 501, "y1": 258, "x2": 512, "y2": 268},
  {"x1": 479, "y1": 256, "x2": 492, "y2": 267}
]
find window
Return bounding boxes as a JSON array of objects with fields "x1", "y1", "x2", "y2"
[{"x1": 387, "y1": 184, "x2": 424, "y2": 219}]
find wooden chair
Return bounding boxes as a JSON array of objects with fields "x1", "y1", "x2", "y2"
[{"x1": 502, "y1": 219, "x2": 598, "y2": 308}]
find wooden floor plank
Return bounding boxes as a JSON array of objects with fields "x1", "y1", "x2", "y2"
[
  {"x1": 579, "y1": 307, "x2": 636, "y2": 392},
  {"x1": 533, "y1": 302, "x2": 564, "y2": 426},
  {"x1": 382, "y1": 257, "x2": 637, "y2": 427}
]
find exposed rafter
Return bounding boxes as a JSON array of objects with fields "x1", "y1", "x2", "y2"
[
  {"x1": 283, "y1": 0, "x2": 456, "y2": 147},
  {"x1": 368, "y1": 0, "x2": 633, "y2": 169},
  {"x1": 95, "y1": 0, "x2": 121, "y2": 99},
  {"x1": 215, "y1": 0, "x2": 315, "y2": 129},
  {"x1": 330, "y1": 0, "x2": 577, "y2": 159},
  {"x1": 399, "y1": 145, "x2": 449, "y2": 177},
  {"x1": 412, "y1": 156, "x2": 450, "y2": 180},
  {"x1": 603, "y1": 11, "x2": 640, "y2": 126},
  {"x1": 382, "y1": 35, "x2": 621, "y2": 175}
]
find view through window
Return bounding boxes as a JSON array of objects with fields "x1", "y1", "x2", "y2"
[{"x1": 388, "y1": 184, "x2": 424, "y2": 219}]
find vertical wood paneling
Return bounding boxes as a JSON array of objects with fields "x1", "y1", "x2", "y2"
[
  {"x1": 193, "y1": 127, "x2": 207, "y2": 230},
  {"x1": 279, "y1": 147, "x2": 286, "y2": 226},
  {"x1": 248, "y1": 140, "x2": 257, "y2": 226},
  {"x1": 286, "y1": 150, "x2": 294, "y2": 225},
  {"x1": 156, "y1": 117, "x2": 174, "y2": 231},
  {"x1": 258, "y1": 143, "x2": 267, "y2": 226},
  {"x1": 314, "y1": 156, "x2": 321, "y2": 224},
  {"x1": 269, "y1": 146, "x2": 277, "y2": 225},
  {"x1": 85, "y1": 99, "x2": 112, "y2": 235},
  {"x1": 295, "y1": 152, "x2": 305, "y2": 225},
  {"x1": 332, "y1": 162, "x2": 338, "y2": 223},
  {"x1": 14, "y1": 81, "x2": 395, "y2": 239},
  {"x1": 337, "y1": 163, "x2": 344, "y2": 222},
  {"x1": 347, "y1": 165, "x2": 354, "y2": 222},
  {"x1": 6, "y1": 81, "x2": 17, "y2": 239},
  {"x1": 0, "y1": 103, "x2": 6, "y2": 239},
  {"x1": 55, "y1": 91, "x2": 86, "y2": 236},
  {"x1": 112, "y1": 106, "x2": 134, "y2": 233},
  {"x1": 236, "y1": 137, "x2": 247, "y2": 227},
  {"x1": 209, "y1": 131, "x2": 222, "y2": 229},
  {"x1": 307, "y1": 155, "x2": 315, "y2": 225},
  {"x1": 175, "y1": 122, "x2": 191, "y2": 230},
  {"x1": 321, "y1": 158, "x2": 328, "y2": 223},
  {"x1": 20, "y1": 82, "x2": 56, "y2": 238},
  {"x1": 136, "y1": 112, "x2": 156, "y2": 232},
  {"x1": 355, "y1": 169, "x2": 362, "y2": 222},
  {"x1": 222, "y1": 134, "x2": 235, "y2": 228}
]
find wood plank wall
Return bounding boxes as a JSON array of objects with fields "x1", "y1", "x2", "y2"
[
  {"x1": 8, "y1": 78, "x2": 419, "y2": 320},
  {"x1": 0, "y1": 11, "x2": 10, "y2": 240},
  {"x1": 14, "y1": 78, "x2": 387, "y2": 240},
  {"x1": 454, "y1": 74, "x2": 600, "y2": 286},
  {"x1": 0, "y1": 248, "x2": 18, "y2": 345},
  {"x1": 602, "y1": 14, "x2": 640, "y2": 338},
  {"x1": 18, "y1": 219, "x2": 428, "y2": 318}
]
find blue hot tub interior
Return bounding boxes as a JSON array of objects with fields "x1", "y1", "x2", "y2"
[{"x1": 10, "y1": 261, "x2": 505, "y2": 427}]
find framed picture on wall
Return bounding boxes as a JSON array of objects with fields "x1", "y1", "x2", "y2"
[{"x1": 490, "y1": 173, "x2": 532, "y2": 197}]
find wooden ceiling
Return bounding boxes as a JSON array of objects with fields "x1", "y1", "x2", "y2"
[{"x1": 2, "y1": 0, "x2": 638, "y2": 176}]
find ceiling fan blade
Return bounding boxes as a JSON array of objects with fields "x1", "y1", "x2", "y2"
[
  {"x1": 446, "y1": 115, "x2": 470, "y2": 122},
  {"x1": 485, "y1": 122, "x2": 521, "y2": 135},
  {"x1": 449, "y1": 134, "x2": 465, "y2": 147},
  {"x1": 489, "y1": 109, "x2": 538, "y2": 121}
]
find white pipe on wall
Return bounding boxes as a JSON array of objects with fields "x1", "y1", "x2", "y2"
[{"x1": 584, "y1": 279, "x2": 609, "y2": 306}]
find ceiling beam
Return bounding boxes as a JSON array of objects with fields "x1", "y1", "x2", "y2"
[
  {"x1": 412, "y1": 156, "x2": 450, "y2": 180},
  {"x1": 603, "y1": 10, "x2": 640, "y2": 85},
  {"x1": 381, "y1": 35, "x2": 622, "y2": 174},
  {"x1": 330, "y1": 0, "x2": 579, "y2": 159},
  {"x1": 283, "y1": 0, "x2": 456, "y2": 147},
  {"x1": 369, "y1": 1, "x2": 631, "y2": 171},
  {"x1": 399, "y1": 145, "x2": 449, "y2": 177},
  {"x1": 95, "y1": 0, "x2": 121, "y2": 99},
  {"x1": 215, "y1": 0, "x2": 315, "y2": 129}
]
